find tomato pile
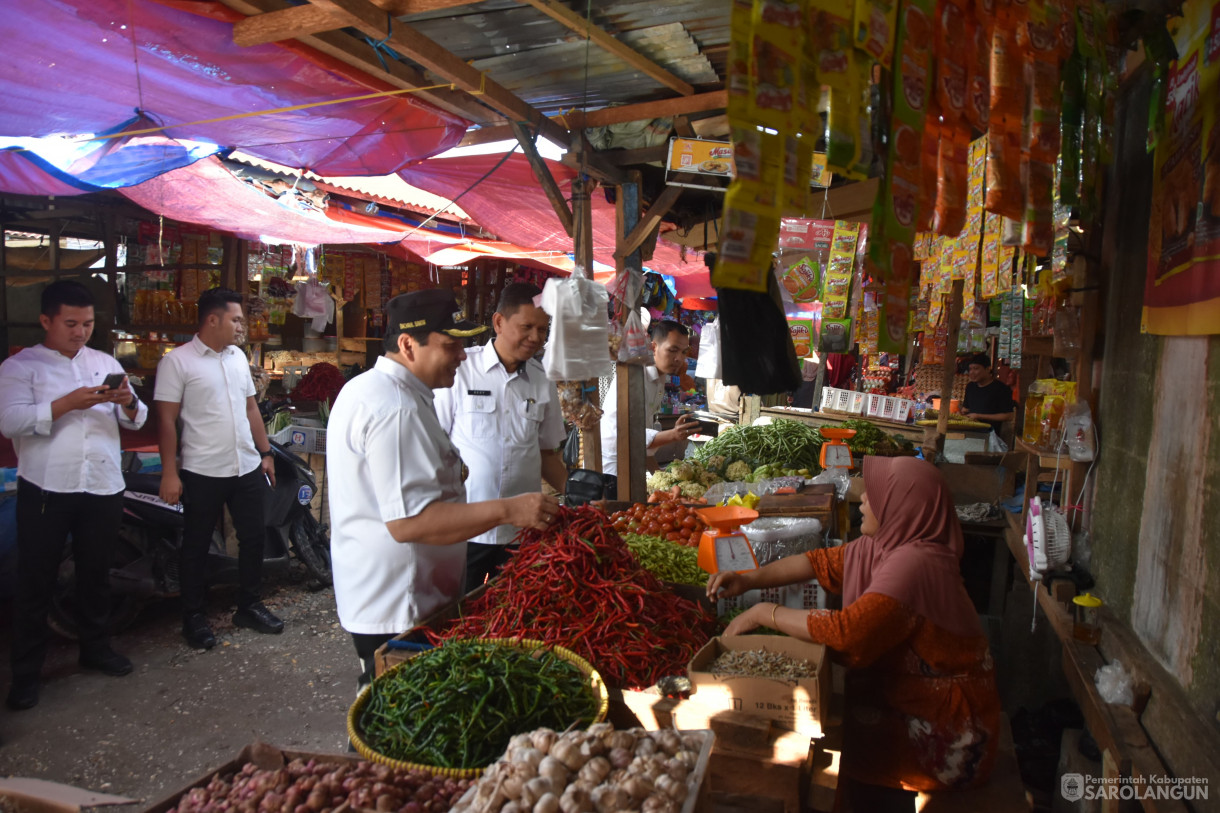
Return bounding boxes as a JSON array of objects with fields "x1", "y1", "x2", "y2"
[{"x1": 609, "y1": 498, "x2": 707, "y2": 547}]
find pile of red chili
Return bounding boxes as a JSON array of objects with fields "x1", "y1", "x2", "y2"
[
  {"x1": 431, "y1": 505, "x2": 716, "y2": 689},
  {"x1": 290, "y1": 362, "x2": 346, "y2": 403}
]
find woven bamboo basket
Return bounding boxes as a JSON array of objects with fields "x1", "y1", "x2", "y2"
[{"x1": 347, "y1": 638, "x2": 608, "y2": 778}]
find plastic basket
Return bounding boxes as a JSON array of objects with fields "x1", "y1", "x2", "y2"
[
  {"x1": 847, "y1": 391, "x2": 866, "y2": 414},
  {"x1": 271, "y1": 424, "x2": 326, "y2": 454},
  {"x1": 865, "y1": 393, "x2": 886, "y2": 417},
  {"x1": 820, "y1": 387, "x2": 838, "y2": 411},
  {"x1": 893, "y1": 398, "x2": 913, "y2": 423},
  {"x1": 833, "y1": 389, "x2": 853, "y2": 412},
  {"x1": 348, "y1": 638, "x2": 609, "y2": 778}
]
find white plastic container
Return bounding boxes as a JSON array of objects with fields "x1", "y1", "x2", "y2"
[
  {"x1": 880, "y1": 395, "x2": 899, "y2": 421},
  {"x1": 834, "y1": 389, "x2": 853, "y2": 412},
  {"x1": 820, "y1": 386, "x2": 838, "y2": 411},
  {"x1": 866, "y1": 393, "x2": 886, "y2": 417},
  {"x1": 893, "y1": 398, "x2": 913, "y2": 423},
  {"x1": 848, "y1": 391, "x2": 866, "y2": 414}
]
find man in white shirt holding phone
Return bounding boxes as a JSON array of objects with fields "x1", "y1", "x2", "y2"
[{"x1": 0, "y1": 280, "x2": 147, "y2": 711}]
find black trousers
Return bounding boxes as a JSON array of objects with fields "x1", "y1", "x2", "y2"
[
  {"x1": 352, "y1": 632, "x2": 396, "y2": 690},
  {"x1": 179, "y1": 467, "x2": 266, "y2": 616},
  {"x1": 464, "y1": 542, "x2": 516, "y2": 594},
  {"x1": 12, "y1": 478, "x2": 123, "y2": 682}
]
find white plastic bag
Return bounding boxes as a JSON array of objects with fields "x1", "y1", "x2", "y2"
[
  {"x1": 1095, "y1": 660, "x2": 1134, "y2": 706},
  {"x1": 694, "y1": 318, "x2": 723, "y2": 379},
  {"x1": 618, "y1": 308, "x2": 651, "y2": 364},
  {"x1": 1063, "y1": 401, "x2": 1096, "y2": 462},
  {"x1": 540, "y1": 268, "x2": 614, "y2": 381}
]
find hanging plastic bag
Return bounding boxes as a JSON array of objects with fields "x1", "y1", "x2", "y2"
[
  {"x1": 618, "y1": 308, "x2": 651, "y2": 365},
  {"x1": 540, "y1": 267, "x2": 614, "y2": 381},
  {"x1": 694, "y1": 318, "x2": 723, "y2": 379},
  {"x1": 716, "y1": 273, "x2": 802, "y2": 394}
]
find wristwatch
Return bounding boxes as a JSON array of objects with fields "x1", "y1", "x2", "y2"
[
  {"x1": 125, "y1": 395, "x2": 139, "y2": 410},
  {"x1": 260, "y1": 449, "x2": 274, "y2": 458}
]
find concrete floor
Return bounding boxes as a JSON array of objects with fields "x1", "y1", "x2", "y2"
[{"x1": 0, "y1": 566, "x2": 356, "y2": 808}]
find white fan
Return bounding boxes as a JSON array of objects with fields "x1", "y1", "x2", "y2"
[{"x1": 1025, "y1": 482, "x2": 1072, "y2": 632}]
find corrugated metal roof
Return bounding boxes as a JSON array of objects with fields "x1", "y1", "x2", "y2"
[{"x1": 395, "y1": 0, "x2": 727, "y2": 117}]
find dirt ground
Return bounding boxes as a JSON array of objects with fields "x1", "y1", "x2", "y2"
[{"x1": 0, "y1": 564, "x2": 358, "y2": 808}]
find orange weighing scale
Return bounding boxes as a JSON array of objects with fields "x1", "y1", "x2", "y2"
[
  {"x1": 695, "y1": 505, "x2": 760, "y2": 574},
  {"x1": 818, "y1": 427, "x2": 857, "y2": 471}
]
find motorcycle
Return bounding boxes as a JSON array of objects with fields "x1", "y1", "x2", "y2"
[{"x1": 48, "y1": 441, "x2": 332, "y2": 639}]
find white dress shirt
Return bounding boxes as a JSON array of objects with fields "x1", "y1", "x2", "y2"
[
  {"x1": 599, "y1": 365, "x2": 665, "y2": 476},
  {"x1": 433, "y1": 345, "x2": 566, "y2": 546},
  {"x1": 0, "y1": 344, "x2": 147, "y2": 494},
  {"x1": 326, "y1": 356, "x2": 468, "y2": 635},
  {"x1": 154, "y1": 336, "x2": 258, "y2": 478}
]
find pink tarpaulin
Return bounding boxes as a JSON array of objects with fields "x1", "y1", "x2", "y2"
[
  {"x1": 121, "y1": 157, "x2": 415, "y2": 244},
  {"x1": 1, "y1": 0, "x2": 466, "y2": 176},
  {"x1": 0, "y1": 151, "x2": 92, "y2": 197},
  {"x1": 398, "y1": 154, "x2": 709, "y2": 285}
]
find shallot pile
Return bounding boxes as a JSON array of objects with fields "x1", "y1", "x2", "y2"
[
  {"x1": 451, "y1": 724, "x2": 708, "y2": 813},
  {"x1": 170, "y1": 757, "x2": 473, "y2": 813}
]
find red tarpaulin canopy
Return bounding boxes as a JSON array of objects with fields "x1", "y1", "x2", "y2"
[
  {"x1": 398, "y1": 154, "x2": 712, "y2": 290},
  {"x1": 0, "y1": 0, "x2": 466, "y2": 176}
]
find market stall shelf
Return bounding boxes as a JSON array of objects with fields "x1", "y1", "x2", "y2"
[{"x1": 760, "y1": 407, "x2": 925, "y2": 443}]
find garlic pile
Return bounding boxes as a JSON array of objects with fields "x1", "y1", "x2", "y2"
[{"x1": 451, "y1": 723, "x2": 708, "y2": 813}]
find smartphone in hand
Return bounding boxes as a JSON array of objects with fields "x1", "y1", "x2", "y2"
[{"x1": 102, "y1": 372, "x2": 127, "y2": 390}]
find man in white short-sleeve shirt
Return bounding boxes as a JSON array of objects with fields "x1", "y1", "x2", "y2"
[
  {"x1": 155, "y1": 288, "x2": 281, "y2": 651},
  {"x1": 0, "y1": 280, "x2": 147, "y2": 711},
  {"x1": 326, "y1": 289, "x2": 558, "y2": 687},
  {"x1": 434, "y1": 283, "x2": 568, "y2": 592}
]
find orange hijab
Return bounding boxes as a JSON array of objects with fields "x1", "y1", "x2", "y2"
[{"x1": 842, "y1": 457, "x2": 983, "y2": 639}]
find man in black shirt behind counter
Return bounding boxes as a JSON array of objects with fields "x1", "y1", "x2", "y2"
[{"x1": 961, "y1": 353, "x2": 1016, "y2": 435}]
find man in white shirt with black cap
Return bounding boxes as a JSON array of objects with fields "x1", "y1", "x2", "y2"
[
  {"x1": 155, "y1": 287, "x2": 282, "y2": 651},
  {"x1": 434, "y1": 282, "x2": 568, "y2": 592},
  {"x1": 327, "y1": 288, "x2": 558, "y2": 688},
  {"x1": 0, "y1": 280, "x2": 147, "y2": 711}
]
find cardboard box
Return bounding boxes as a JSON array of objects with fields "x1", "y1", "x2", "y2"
[
  {"x1": 688, "y1": 636, "x2": 829, "y2": 738},
  {"x1": 143, "y1": 744, "x2": 361, "y2": 813}
]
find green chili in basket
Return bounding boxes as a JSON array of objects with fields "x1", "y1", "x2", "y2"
[{"x1": 358, "y1": 640, "x2": 599, "y2": 770}]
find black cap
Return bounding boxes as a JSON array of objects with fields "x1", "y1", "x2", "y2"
[{"x1": 385, "y1": 289, "x2": 487, "y2": 338}]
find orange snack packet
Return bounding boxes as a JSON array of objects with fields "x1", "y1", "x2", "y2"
[
  {"x1": 985, "y1": 127, "x2": 1024, "y2": 220},
  {"x1": 934, "y1": 124, "x2": 969, "y2": 236}
]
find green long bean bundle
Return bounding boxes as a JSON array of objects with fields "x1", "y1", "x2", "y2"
[
  {"x1": 359, "y1": 641, "x2": 599, "y2": 770},
  {"x1": 691, "y1": 419, "x2": 825, "y2": 473}
]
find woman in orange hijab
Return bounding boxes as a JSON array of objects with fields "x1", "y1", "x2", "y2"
[{"x1": 708, "y1": 456, "x2": 1001, "y2": 812}]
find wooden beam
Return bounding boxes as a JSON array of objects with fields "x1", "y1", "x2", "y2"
[
  {"x1": 562, "y1": 130, "x2": 628, "y2": 186},
  {"x1": 516, "y1": 0, "x2": 694, "y2": 96},
  {"x1": 672, "y1": 116, "x2": 696, "y2": 137},
  {"x1": 305, "y1": 0, "x2": 569, "y2": 144},
  {"x1": 601, "y1": 144, "x2": 669, "y2": 166},
  {"x1": 613, "y1": 179, "x2": 687, "y2": 259},
  {"x1": 220, "y1": 0, "x2": 497, "y2": 124},
  {"x1": 459, "y1": 91, "x2": 728, "y2": 145},
  {"x1": 575, "y1": 91, "x2": 726, "y2": 128},
  {"x1": 458, "y1": 124, "x2": 516, "y2": 147},
  {"x1": 511, "y1": 121, "x2": 573, "y2": 237},
  {"x1": 232, "y1": 0, "x2": 485, "y2": 46}
]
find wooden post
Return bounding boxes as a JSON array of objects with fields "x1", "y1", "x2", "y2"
[
  {"x1": 934, "y1": 279, "x2": 965, "y2": 447},
  {"x1": 571, "y1": 176, "x2": 601, "y2": 471},
  {"x1": 615, "y1": 173, "x2": 647, "y2": 503}
]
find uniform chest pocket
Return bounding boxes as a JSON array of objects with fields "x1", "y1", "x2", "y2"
[
  {"x1": 515, "y1": 398, "x2": 544, "y2": 424},
  {"x1": 462, "y1": 396, "x2": 497, "y2": 438}
]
